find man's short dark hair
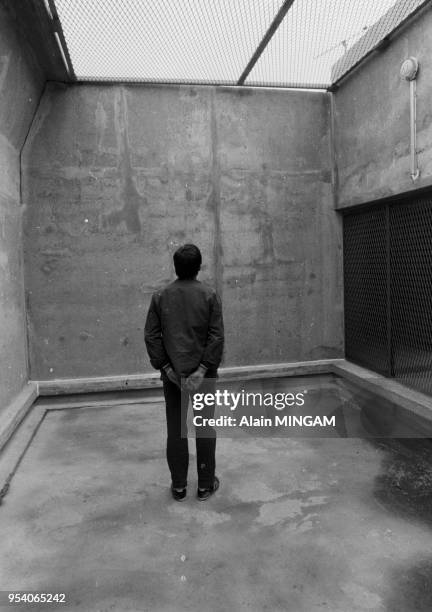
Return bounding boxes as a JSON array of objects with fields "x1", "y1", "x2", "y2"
[{"x1": 173, "y1": 244, "x2": 202, "y2": 279}]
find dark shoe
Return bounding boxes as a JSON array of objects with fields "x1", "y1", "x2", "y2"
[
  {"x1": 171, "y1": 486, "x2": 187, "y2": 502},
  {"x1": 197, "y1": 476, "x2": 220, "y2": 501}
]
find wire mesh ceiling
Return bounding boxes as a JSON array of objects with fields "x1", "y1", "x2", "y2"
[{"x1": 50, "y1": 0, "x2": 428, "y2": 89}]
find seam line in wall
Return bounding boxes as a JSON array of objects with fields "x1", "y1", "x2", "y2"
[
  {"x1": 19, "y1": 80, "x2": 48, "y2": 205},
  {"x1": 19, "y1": 79, "x2": 49, "y2": 381}
]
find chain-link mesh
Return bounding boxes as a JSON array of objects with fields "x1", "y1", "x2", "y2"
[
  {"x1": 390, "y1": 197, "x2": 432, "y2": 396},
  {"x1": 331, "y1": 0, "x2": 428, "y2": 85},
  {"x1": 344, "y1": 195, "x2": 432, "y2": 397},
  {"x1": 343, "y1": 206, "x2": 389, "y2": 376},
  {"x1": 51, "y1": 0, "x2": 427, "y2": 88},
  {"x1": 53, "y1": 0, "x2": 284, "y2": 84},
  {"x1": 247, "y1": 0, "x2": 398, "y2": 88}
]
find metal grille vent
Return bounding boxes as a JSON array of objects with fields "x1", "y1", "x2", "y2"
[
  {"x1": 343, "y1": 207, "x2": 388, "y2": 375},
  {"x1": 344, "y1": 194, "x2": 432, "y2": 396},
  {"x1": 390, "y1": 198, "x2": 432, "y2": 395}
]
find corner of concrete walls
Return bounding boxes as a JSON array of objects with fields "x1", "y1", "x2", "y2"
[
  {"x1": 327, "y1": 91, "x2": 339, "y2": 211},
  {"x1": 0, "y1": 10, "x2": 47, "y2": 413},
  {"x1": 209, "y1": 88, "x2": 223, "y2": 300},
  {"x1": 19, "y1": 81, "x2": 50, "y2": 387},
  {"x1": 324, "y1": 91, "x2": 344, "y2": 358}
]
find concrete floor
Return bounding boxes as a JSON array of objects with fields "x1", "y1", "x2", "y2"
[{"x1": 1, "y1": 393, "x2": 432, "y2": 611}]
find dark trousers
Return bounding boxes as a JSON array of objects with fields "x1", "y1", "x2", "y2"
[{"x1": 162, "y1": 374, "x2": 217, "y2": 489}]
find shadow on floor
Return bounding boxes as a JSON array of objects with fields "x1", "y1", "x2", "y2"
[
  {"x1": 384, "y1": 557, "x2": 432, "y2": 612},
  {"x1": 372, "y1": 438, "x2": 432, "y2": 525}
]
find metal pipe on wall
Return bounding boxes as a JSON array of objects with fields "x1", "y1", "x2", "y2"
[
  {"x1": 410, "y1": 78, "x2": 420, "y2": 182},
  {"x1": 400, "y1": 57, "x2": 420, "y2": 182}
]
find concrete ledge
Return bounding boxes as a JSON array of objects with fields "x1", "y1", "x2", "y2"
[
  {"x1": 0, "y1": 404, "x2": 46, "y2": 502},
  {"x1": 3, "y1": 361, "x2": 431, "y2": 461},
  {"x1": 38, "y1": 395, "x2": 165, "y2": 411},
  {"x1": 22, "y1": 359, "x2": 432, "y2": 424},
  {"x1": 219, "y1": 360, "x2": 344, "y2": 381},
  {"x1": 332, "y1": 360, "x2": 432, "y2": 427},
  {"x1": 37, "y1": 373, "x2": 161, "y2": 396},
  {"x1": 0, "y1": 382, "x2": 39, "y2": 451},
  {"x1": 35, "y1": 359, "x2": 345, "y2": 396}
]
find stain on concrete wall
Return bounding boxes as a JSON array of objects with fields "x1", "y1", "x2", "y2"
[
  {"x1": 23, "y1": 83, "x2": 343, "y2": 379},
  {"x1": 334, "y1": 8, "x2": 432, "y2": 208},
  {"x1": 0, "y1": 5, "x2": 45, "y2": 410},
  {"x1": 216, "y1": 89, "x2": 342, "y2": 365}
]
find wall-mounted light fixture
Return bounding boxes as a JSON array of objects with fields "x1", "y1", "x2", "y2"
[{"x1": 400, "y1": 57, "x2": 420, "y2": 182}]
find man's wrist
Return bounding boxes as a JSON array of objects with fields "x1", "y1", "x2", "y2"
[
  {"x1": 161, "y1": 363, "x2": 172, "y2": 372},
  {"x1": 198, "y1": 363, "x2": 208, "y2": 373}
]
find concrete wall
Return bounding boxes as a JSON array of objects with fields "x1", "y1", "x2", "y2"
[
  {"x1": 0, "y1": 3, "x2": 45, "y2": 410},
  {"x1": 23, "y1": 83, "x2": 343, "y2": 380},
  {"x1": 334, "y1": 6, "x2": 432, "y2": 209}
]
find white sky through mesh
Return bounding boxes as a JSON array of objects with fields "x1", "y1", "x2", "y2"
[
  {"x1": 246, "y1": 0, "x2": 398, "y2": 87},
  {"x1": 54, "y1": 0, "x2": 283, "y2": 83},
  {"x1": 53, "y1": 0, "x2": 427, "y2": 87}
]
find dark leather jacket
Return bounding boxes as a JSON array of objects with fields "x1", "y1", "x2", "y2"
[{"x1": 144, "y1": 279, "x2": 224, "y2": 377}]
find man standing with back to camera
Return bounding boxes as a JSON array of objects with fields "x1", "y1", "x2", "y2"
[{"x1": 144, "y1": 244, "x2": 224, "y2": 501}]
